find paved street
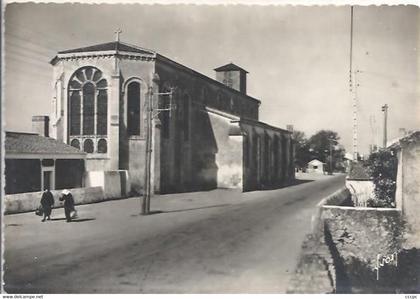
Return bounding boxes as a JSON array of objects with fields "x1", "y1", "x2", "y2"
[{"x1": 4, "y1": 173, "x2": 345, "y2": 294}]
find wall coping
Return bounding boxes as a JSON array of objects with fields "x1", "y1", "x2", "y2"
[
  {"x1": 346, "y1": 177, "x2": 373, "y2": 182},
  {"x1": 323, "y1": 205, "x2": 401, "y2": 212}
]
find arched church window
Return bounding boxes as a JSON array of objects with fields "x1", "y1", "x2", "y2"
[
  {"x1": 97, "y1": 139, "x2": 107, "y2": 153},
  {"x1": 68, "y1": 66, "x2": 108, "y2": 154},
  {"x1": 201, "y1": 87, "x2": 208, "y2": 105},
  {"x1": 127, "y1": 81, "x2": 141, "y2": 136},
  {"x1": 84, "y1": 139, "x2": 94, "y2": 153},
  {"x1": 70, "y1": 139, "x2": 80, "y2": 149}
]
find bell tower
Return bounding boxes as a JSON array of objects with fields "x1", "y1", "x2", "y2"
[{"x1": 214, "y1": 63, "x2": 248, "y2": 94}]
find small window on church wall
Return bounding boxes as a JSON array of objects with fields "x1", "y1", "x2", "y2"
[
  {"x1": 84, "y1": 139, "x2": 94, "y2": 153},
  {"x1": 97, "y1": 139, "x2": 107, "y2": 153},
  {"x1": 127, "y1": 81, "x2": 141, "y2": 136},
  {"x1": 273, "y1": 136, "x2": 279, "y2": 169},
  {"x1": 68, "y1": 66, "x2": 108, "y2": 154},
  {"x1": 183, "y1": 96, "x2": 190, "y2": 141},
  {"x1": 70, "y1": 139, "x2": 80, "y2": 149}
]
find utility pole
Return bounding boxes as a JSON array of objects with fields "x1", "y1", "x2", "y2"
[
  {"x1": 142, "y1": 86, "x2": 153, "y2": 215},
  {"x1": 382, "y1": 104, "x2": 388, "y2": 148},
  {"x1": 349, "y1": 6, "x2": 359, "y2": 161},
  {"x1": 141, "y1": 86, "x2": 174, "y2": 215}
]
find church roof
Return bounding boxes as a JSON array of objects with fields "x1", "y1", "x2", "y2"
[
  {"x1": 58, "y1": 41, "x2": 155, "y2": 55},
  {"x1": 51, "y1": 41, "x2": 260, "y2": 104},
  {"x1": 5, "y1": 132, "x2": 86, "y2": 157},
  {"x1": 214, "y1": 63, "x2": 249, "y2": 73}
]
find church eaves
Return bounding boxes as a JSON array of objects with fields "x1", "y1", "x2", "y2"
[
  {"x1": 57, "y1": 41, "x2": 155, "y2": 55},
  {"x1": 50, "y1": 41, "x2": 156, "y2": 65}
]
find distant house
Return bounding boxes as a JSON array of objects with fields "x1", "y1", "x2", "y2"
[
  {"x1": 5, "y1": 131, "x2": 86, "y2": 195},
  {"x1": 307, "y1": 159, "x2": 325, "y2": 174}
]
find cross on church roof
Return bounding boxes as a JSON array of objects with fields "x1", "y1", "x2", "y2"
[{"x1": 114, "y1": 28, "x2": 122, "y2": 42}]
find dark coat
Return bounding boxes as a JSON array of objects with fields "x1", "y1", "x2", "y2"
[
  {"x1": 41, "y1": 190, "x2": 54, "y2": 207},
  {"x1": 60, "y1": 193, "x2": 75, "y2": 210},
  {"x1": 40, "y1": 190, "x2": 54, "y2": 217}
]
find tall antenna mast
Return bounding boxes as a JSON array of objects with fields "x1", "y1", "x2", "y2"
[{"x1": 349, "y1": 6, "x2": 358, "y2": 160}]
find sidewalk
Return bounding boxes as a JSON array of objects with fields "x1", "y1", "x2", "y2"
[{"x1": 5, "y1": 172, "x2": 333, "y2": 225}]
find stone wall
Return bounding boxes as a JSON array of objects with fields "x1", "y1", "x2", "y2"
[
  {"x1": 398, "y1": 138, "x2": 420, "y2": 247},
  {"x1": 322, "y1": 205, "x2": 405, "y2": 293},
  {"x1": 84, "y1": 170, "x2": 129, "y2": 199},
  {"x1": 4, "y1": 187, "x2": 104, "y2": 214},
  {"x1": 322, "y1": 206, "x2": 403, "y2": 268}
]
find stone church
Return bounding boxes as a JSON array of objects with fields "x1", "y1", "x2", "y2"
[{"x1": 48, "y1": 40, "x2": 295, "y2": 195}]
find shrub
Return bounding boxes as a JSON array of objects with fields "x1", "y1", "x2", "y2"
[{"x1": 364, "y1": 149, "x2": 398, "y2": 208}]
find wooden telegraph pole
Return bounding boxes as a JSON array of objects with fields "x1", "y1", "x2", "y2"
[
  {"x1": 142, "y1": 86, "x2": 153, "y2": 215},
  {"x1": 141, "y1": 85, "x2": 174, "y2": 215}
]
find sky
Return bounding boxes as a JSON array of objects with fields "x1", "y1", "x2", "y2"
[{"x1": 3, "y1": 3, "x2": 419, "y2": 155}]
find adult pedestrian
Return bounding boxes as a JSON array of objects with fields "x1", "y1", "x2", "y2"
[
  {"x1": 60, "y1": 189, "x2": 75, "y2": 222},
  {"x1": 40, "y1": 188, "x2": 54, "y2": 222}
]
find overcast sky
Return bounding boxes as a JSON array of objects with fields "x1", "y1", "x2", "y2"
[{"x1": 3, "y1": 3, "x2": 419, "y2": 154}]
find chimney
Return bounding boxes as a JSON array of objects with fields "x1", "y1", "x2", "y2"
[
  {"x1": 286, "y1": 124, "x2": 294, "y2": 132},
  {"x1": 214, "y1": 63, "x2": 248, "y2": 94},
  {"x1": 32, "y1": 115, "x2": 49, "y2": 137}
]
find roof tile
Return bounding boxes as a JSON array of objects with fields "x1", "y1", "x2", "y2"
[{"x1": 5, "y1": 132, "x2": 86, "y2": 156}]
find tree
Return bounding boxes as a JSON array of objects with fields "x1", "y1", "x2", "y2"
[
  {"x1": 292, "y1": 130, "x2": 311, "y2": 169},
  {"x1": 307, "y1": 130, "x2": 345, "y2": 173}
]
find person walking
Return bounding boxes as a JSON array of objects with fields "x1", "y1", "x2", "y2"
[
  {"x1": 40, "y1": 188, "x2": 54, "y2": 222},
  {"x1": 60, "y1": 189, "x2": 75, "y2": 222}
]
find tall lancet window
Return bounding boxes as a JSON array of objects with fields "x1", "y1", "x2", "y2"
[
  {"x1": 68, "y1": 66, "x2": 108, "y2": 154},
  {"x1": 127, "y1": 81, "x2": 141, "y2": 136}
]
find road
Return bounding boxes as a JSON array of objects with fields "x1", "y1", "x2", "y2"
[{"x1": 3, "y1": 173, "x2": 345, "y2": 293}]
